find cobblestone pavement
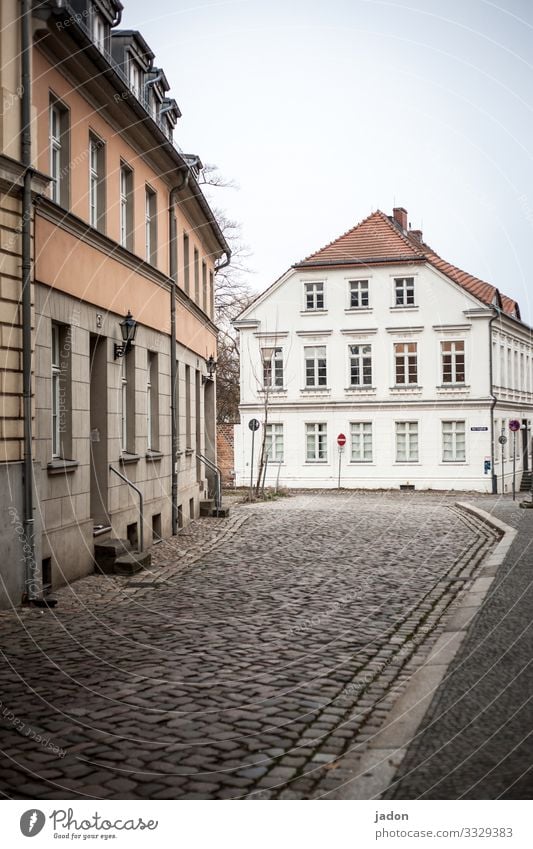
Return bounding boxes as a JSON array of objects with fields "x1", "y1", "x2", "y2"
[
  {"x1": 0, "y1": 491, "x2": 499, "y2": 800},
  {"x1": 385, "y1": 495, "x2": 533, "y2": 800}
]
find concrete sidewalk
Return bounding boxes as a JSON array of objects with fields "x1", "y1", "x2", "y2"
[{"x1": 384, "y1": 495, "x2": 533, "y2": 800}]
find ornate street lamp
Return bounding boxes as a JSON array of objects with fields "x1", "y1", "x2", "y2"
[{"x1": 114, "y1": 311, "x2": 138, "y2": 359}]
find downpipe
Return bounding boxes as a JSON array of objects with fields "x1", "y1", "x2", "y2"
[
  {"x1": 489, "y1": 308, "x2": 499, "y2": 495},
  {"x1": 21, "y1": 0, "x2": 40, "y2": 600}
]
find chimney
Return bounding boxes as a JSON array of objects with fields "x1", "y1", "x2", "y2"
[
  {"x1": 410, "y1": 229, "x2": 423, "y2": 243},
  {"x1": 392, "y1": 207, "x2": 408, "y2": 231}
]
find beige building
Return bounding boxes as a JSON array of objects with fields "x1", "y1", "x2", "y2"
[{"x1": 0, "y1": 0, "x2": 229, "y2": 607}]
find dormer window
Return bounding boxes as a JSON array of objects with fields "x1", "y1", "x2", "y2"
[
  {"x1": 129, "y1": 57, "x2": 142, "y2": 99},
  {"x1": 92, "y1": 10, "x2": 107, "y2": 52}
]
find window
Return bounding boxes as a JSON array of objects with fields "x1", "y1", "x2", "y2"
[
  {"x1": 92, "y1": 11, "x2": 107, "y2": 52},
  {"x1": 442, "y1": 420, "x2": 466, "y2": 462},
  {"x1": 128, "y1": 56, "x2": 142, "y2": 98},
  {"x1": 349, "y1": 344, "x2": 372, "y2": 386},
  {"x1": 209, "y1": 269, "x2": 214, "y2": 318},
  {"x1": 194, "y1": 248, "x2": 200, "y2": 302},
  {"x1": 51, "y1": 323, "x2": 61, "y2": 457},
  {"x1": 395, "y1": 342, "x2": 418, "y2": 385},
  {"x1": 119, "y1": 164, "x2": 133, "y2": 250},
  {"x1": 351, "y1": 422, "x2": 372, "y2": 462},
  {"x1": 262, "y1": 347, "x2": 284, "y2": 388},
  {"x1": 265, "y1": 423, "x2": 284, "y2": 462},
  {"x1": 394, "y1": 277, "x2": 415, "y2": 306},
  {"x1": 441, "y1": 340, "x2": 465, "y2": 384},
  {"x1": 120, "y1": 348, "x2": 135, "y2": 454},
  {"x1": 51, "y1": 322, "x2": 72, "y2": 459},
  {"x1": 349, "y1": 279, "x2": 369, "y2": 308},
  {"x1": 305, "y1": 346, "x2": 327, "y2": 387},
  {"x1": 183, "y1": 233, "x2": 190, "y2": 294},
  {"x1": 147, "y1": 352, "x2": 159, "y2": 450},
  {"x1": 185, "y1": 364, "x2": 192, "y2": 448},
  {"x1": 396, "y1": 421, "x2": 419, "y2": 462},
  {"x1": 306, "y1": 423, "x2": 327, "y2": 461},
  {"x1": 49, "y1": 98, "x2": 69, "y2": 206},
  {"x1": 89, "y1": 134, "x2": 105, "y2": 231},
  {"x1": 120, "y1": 355, "x2": 128, "y2": 452},
  {"x1": 304, "y1": 281, "x2": 325, "y2": 311},
  {"x1": 145, "y1": 187, "x2": 157, "y2": 264},
  {"x1": 202, "y1": 261, "x2": 207, "y2": 311}
]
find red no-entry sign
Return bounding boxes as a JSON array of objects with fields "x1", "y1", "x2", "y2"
[
  {"x1": 508, "y1": 419, "x2": 521, "y2": 432},
  {"x1": 337, "y1": 433, "x2": 346, "y2": 447}
]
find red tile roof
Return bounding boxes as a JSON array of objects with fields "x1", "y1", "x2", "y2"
[{"x1": 296, "y1": 209, "x2": 520, "y2": 319}]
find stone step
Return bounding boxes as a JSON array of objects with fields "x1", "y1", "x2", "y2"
[
  {"x1": 200, "y1": 498, "x2": 215, "y2": 517},
  {"x1": 94, "y1": 538, "x2": 132, "y2": 574},
  {"x1": 212, "y1": 506, "x2": 231, "y2": 518},
  {"x1": 520, "y1": 472, "x2": 533, "y2": 492},
  {"x1": 113, "y1": 550, "x2": 151, "y2": 576}
]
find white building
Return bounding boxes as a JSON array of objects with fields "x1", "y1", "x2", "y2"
[{"x1": 234, "y1": 207, "x2": 533, "y2": 493}]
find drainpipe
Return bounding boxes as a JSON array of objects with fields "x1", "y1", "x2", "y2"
[
  {"x1": 489, "y1": 308, "x2": 499, "y2": 495},
  {"x1": 215, "y1": 251, "x2": 231, "y2": 274},
  {"x1": 168, "y1": 167, "x2": 190, "y2": 534},
  {"x1": 21, "y1": 0, "x2": 39, "y2": 600}
]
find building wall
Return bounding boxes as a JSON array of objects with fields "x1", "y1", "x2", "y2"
[
  {"x1": 217, "y1": 422, "x2": 236, "y2": 486},
  {"x1": 235, "y1": 263, "x2": 533, "y2": 492}
]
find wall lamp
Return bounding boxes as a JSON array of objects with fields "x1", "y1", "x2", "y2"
[
  {"x1": 202, "y1": 354, "x2": 217, "y2": 383},
  {"x1": 114, "y1": 311, "x2": 138, "y2": 359}
]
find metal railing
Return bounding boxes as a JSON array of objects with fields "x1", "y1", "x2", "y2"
[
  {"x1": 197, "y1": 454, "x2": 222, "y2": 512},
  {"x1": 109, "y1": 465, "x2": 144, "y2": 551}
]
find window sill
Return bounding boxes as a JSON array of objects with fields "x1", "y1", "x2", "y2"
[
  {"x1": 258, "y1": 387, "x2": 287, "y2": 394},
  {"x1": 440, "y1": 461, "x2": 468, "y2": 466},
  {"x1": 390, "y1": 385, "x2": 423, "y2": 392},
  {"x1": 301, "y1": 387, "x2": 330, "y2": 393},
  {"x1": 146, "y1": 450, "x2": 163, "y2": 462},
  {"x1": 394, "y1": 461, "x2": 421, "y2": 465},
  {"x1": 436, "y1": 384, "x2": 470, "y2": 391},
  {"x1": 390, "y1": 305, "x2": 418, "y2": 311},
  {"x1": 349, "y1": 461, "x2": 374, "y2": 465},
  {"x1": 47, "y1": 459, "x2": 79, "y2": 476},
  {"x1": 345, "y1": 386, "x2": 376, "y2": 393},
  {"x1": 300, "y1": 309, "x2": 328, "y2": 316},
  {"x1": 119, "y1": 452, "x2": 140, "y2": 465},
  {"x1": 305, "y1": 460, "x2": 329, "y2": 464},
  {"x1": 345, "y1": 307, "x2": 372, "y2": 314}
]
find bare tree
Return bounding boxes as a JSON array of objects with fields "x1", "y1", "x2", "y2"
[{"x1": 202, "y1": 164, "x2": 255, "y2": 423}]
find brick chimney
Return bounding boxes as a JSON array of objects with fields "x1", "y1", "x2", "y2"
[
  {"x1": 410, "y1": 229, "x2": 423, "y2": 243},
  {"x1": 392, "y1": 207, "x2": 408, "y2": 231}
]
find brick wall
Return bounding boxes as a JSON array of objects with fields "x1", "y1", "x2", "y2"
[{"x1": 217, "y1": 423, "x2": 236, "y2": 486}]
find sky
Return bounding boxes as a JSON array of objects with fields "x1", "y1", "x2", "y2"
[{"x1": 121, "y1": 0, "x2": 533, "y2": 324}]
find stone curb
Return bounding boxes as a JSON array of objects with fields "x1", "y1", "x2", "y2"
[{"x1": 329, "y1": 502, "x2": 516, "y2": 800}]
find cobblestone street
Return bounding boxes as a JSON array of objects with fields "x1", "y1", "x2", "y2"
[{"x1": 0, "y1": 492, "x2": 498, "y2": 799}]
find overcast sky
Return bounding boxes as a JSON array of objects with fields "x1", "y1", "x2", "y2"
[{"x1": 121, "y1": 0, "x2": 533, "y2": 323}]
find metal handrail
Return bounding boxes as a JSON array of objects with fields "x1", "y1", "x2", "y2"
[
  {"x1": 109, "y1": 465, "x2": 144, "y2": 551},
  {"x1": 196, "y1": 454, "x2": 222, "y2": 512}
]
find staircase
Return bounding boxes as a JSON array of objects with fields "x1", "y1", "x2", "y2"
[
  {"x1": 94, "y1": 537, "x2": 151, "y2": 576},
  {"x1": 200, "y1": 498, "x2": 231, "y2": 518},
  {"x1": 520, "y1": 471, "x2": 533, "y2": 493}
]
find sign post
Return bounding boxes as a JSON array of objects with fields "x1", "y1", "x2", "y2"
[
  {"x1": 509, "y1": 419, "x2": 521, "y2": 501},
  {"x1": 248, "y1": 418, "x2": 260, "y2": 500},
  {"x1": 337, "y1": 433, "x2": 346, "y2": 489},
  {"x1": 498, "y1": 432, "x2": 507, "y2": 494}
]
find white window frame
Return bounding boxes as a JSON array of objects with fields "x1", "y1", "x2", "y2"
[
  {"x1": 262, "y1": 347, "x2": 284, "y2": 389},
  {"x1": 265, "y1": 423, "x2": 284, "y2": 462},
  {"x1": 306, "y1": 422, "x2": 328, "y2": 462},
  {"x1": 51, "y1": 323, "x2": 61, "y2": 457},
  {"x1": 395, "y1": 421, "x2": 419, "y2": 462},
  {"x1": 394, "y1": 276, "x2": 416, "y2": 307},
  {"x1": 442, "y1": 420, "x2": 466, "y2": 462},
  {"x1": 349, "y1": 344, "x2": 372, "y2": 387},
  {"x1": 394, "y1": 341, "x2": 418, "y2": 385},
  {"x1": 304, "y1": 280, "x2": 325, "y2": 311},
  {"x1": 349, "y1": 279, "x2": 369, "y2": 309},
  {"x1": 119, "y1": 164, "x2": 132, "y2": 249},
  {"x1": 350, "y1": 421, "x2": 373, "y2": 462},
  {"x1": 304, "y1": 346, "x2": 327, "y2": 388},
  {"x1": 50, "y1": 103, "x2": 62, "y2": 204},
  {"x1": 145, "y1": 186, "x2": 157, "y2": 263},
  {"x1": 92, "y1": 10, "x2": 107, "y2": 52},
  {"x1": 128, "y1": 56, "x2": 142, "y2": 98},
  {"x1": 146, "y1": 355, "x2": 153, "y2": 451},
  {"x1": 441, "y1": 340, "x2": 465, "y2": 384}
]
